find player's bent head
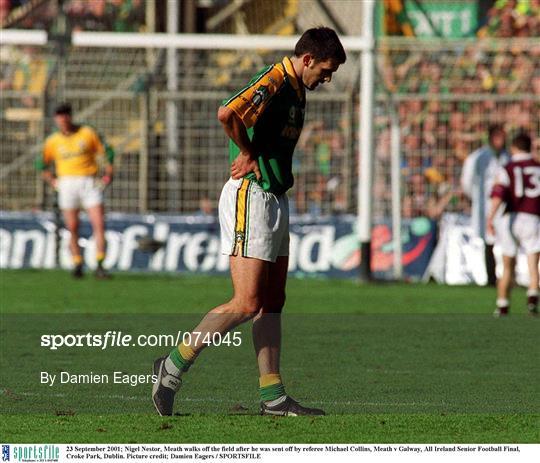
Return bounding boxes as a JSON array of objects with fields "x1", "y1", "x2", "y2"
[
  {"x1": 294, "y1": 27, "x2": 347, "y2": 65},
  {"x1": 511, "y1": 132, "x2": 531, "y2": 153},
  {"x1": 54, "y1": 103, "x2": 72, "y2": 117}
]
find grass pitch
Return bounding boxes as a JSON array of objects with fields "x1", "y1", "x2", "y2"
[{"x1": 1, "y1": 270, "x2": 539, "y2": 443}]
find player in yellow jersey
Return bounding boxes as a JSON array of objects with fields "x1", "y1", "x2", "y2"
[{"x1": 37, "y1": 103, "x2": 115, "y2": 279}]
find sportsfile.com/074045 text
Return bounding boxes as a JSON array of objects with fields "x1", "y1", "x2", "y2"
[{"x1": 40, "y1": 331, "x2": 243, "y2": 350}]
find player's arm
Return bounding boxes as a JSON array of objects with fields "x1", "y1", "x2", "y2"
[
  {"x1": 92, "y1": 127, "x2": 115, "y2": 186},
  {"x1": 220, "y1": 64, "x2": 284, "y2": 180},
  {"x1": 217, "y1": 106, "x2": 260, "y2": 180},
  {"x1": 37, "y1": 139, "x2": 57, "y2": 190},
  {"x1": 41, "y1": 169, "x2": 57, "y2": 189},
  {"x1": 486, "y1": 167, "x2": 510, "y2": 236},
  {"x1": 486, "y1": 196, "x2": 503, "y2": 237},
  {"x1": 101, "y1": 144, "x2": 115, "y2": 186}
]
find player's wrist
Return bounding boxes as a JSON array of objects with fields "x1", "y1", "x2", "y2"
[{"x1": 239, "y1": 151, "x2": 255, "y2": 160}]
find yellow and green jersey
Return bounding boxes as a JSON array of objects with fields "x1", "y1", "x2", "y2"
[
  {"x1": 39, "y1": 125, "x2": 107, "y2": 177},
  {"x1": 223, "y1": 56, "x2": 305, "y2": 195}
]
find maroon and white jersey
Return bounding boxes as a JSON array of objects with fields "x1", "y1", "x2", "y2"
[{"x1": 491, "y1": 153, "x2": 540, "y2": 216}]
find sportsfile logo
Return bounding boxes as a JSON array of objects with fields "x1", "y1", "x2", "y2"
[{"x1": 7, "y1": 445, "x2": 59, "y2": 462}]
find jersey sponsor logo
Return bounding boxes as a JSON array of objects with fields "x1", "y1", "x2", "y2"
[
  {"x1": 281, "y1": 126, "x2": 302, "y2": 139},
  {"x1": 58, "y1": 148, "x2": 84, "y2": 160},
  {"x1": 56, "y1": 140, "x2": 89, "y2": 160},
  {"x1": 281, "y1": 105, "x2": 304, "y2": 139},
  {"x1": 288, "y1": 105, "x2": 305, "y2": 123},
  {"x1": 251, "y1": 85, "x2": 269, "y2": 106}
]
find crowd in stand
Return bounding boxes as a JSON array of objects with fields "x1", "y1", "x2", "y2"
[
  {"x1": 478, "y1": 0, "x2": 540, "y2": 37},
  {"x1": 64, "y1": 0, "x2": 144, "y2": 32},
  {"x1": 374, "y1": 0, "x2": 540, "y2": 219}
]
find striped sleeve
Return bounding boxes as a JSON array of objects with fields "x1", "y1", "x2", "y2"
[{"x1": 223, "y1": 64, "x2": 285, "y2": 128}]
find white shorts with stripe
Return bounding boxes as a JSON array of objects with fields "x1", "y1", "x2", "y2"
[
  {"x1": 57, "y1": 176, "x2": 103, "y2": 210},
  {"x1": 496, "y1": 212, "x2": 540, "y2": 257},
  {"x1": 219, "y1": 177, "x2": 289, "y2": 262}
]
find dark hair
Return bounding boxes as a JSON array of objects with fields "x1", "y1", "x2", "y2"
[
  {"x1": 487, "y1": 124, "x2": 504, "y2": 141},
  {"x1": 294, "y1": 27, "x2": 346, "y2": 64},
  {"x1": 511, "y1": 132, "x2": 531, "y2": 152},
  {"x1": 54, "y1": 103, "x2": 72, "y2": 116}
]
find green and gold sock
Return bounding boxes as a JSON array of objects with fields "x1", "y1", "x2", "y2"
[
  {"x1": 168, "y1": 342, "x2": 197, "y2": 373},
  {"x1": 259, "y1": 373, "x2": 286, "y2": 402}
]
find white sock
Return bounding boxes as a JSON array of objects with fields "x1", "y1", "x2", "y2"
[
  {"x1": 165, "y1": 357, "x2": 182, "y2": 377},
  {"x1": 265, "y1": 395, "x2": 287, "y2": 407},
  {"x1": 496, "y1": 298, "x2": 509, "y2": 308},
  {"x1": 527, "y1": 289, "x2": 538, "y2": 297}
]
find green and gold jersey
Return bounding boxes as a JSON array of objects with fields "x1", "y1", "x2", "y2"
[{"x1": 223, "y1": 56, "x2": 306, "y2": 195}]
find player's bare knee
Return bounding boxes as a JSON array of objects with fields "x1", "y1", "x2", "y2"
[{"x1": 234, "y1": 295, "x2": 264, "y2": 316}]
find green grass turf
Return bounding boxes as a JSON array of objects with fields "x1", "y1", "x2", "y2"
[
  {"x1": 0, "y1": 270, "x2": 538, "y2": 443},
  {"x1": 0, "y1": 269, "x2": 528, "y2": 314}
]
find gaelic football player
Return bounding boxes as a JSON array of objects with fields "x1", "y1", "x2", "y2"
[
  {"x1": 487, "y1": 132, "x2": 540, "y2": 316},
  {"x1": 37, "y1": 103, "x2": 115, "y2": 279},
  {"x1": 153, "y1": 27, "x2": 346, "y2": 416}
]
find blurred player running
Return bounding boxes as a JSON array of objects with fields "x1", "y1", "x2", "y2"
[
  {"x1": 487, "y1": 132, "x2": 540, "y2": 317},
  {"x1": 37, "y1": 103, "x2": 115, "y2": 279},
  {"x1": 153, "y1": 28, "x2": 346, "y2": 416}
]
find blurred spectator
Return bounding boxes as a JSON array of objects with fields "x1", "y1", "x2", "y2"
[
  {"x1": 197, "y1": 197, "x2": 216, "y2": 217},
  {"x1": 64, "y1": 0, "x2": 144, "y2": 32},
  {"x1": 109, "y1": 0, "x2": 144, "y2": 32},
  {"x1": 0, "y1": 0, "x2": 10, "y2": 24},
  {"x1": 295, "y1": 120, "x2": 346, "y2": 215},
  {"x1": 66, "y1": 0, "x2": 111, "y2": 32},
  {"x1": 478, "y1": 0, "x2": 540, "y2": 38},
  {"x1": 0, "y1": 45, "x2": 48, "y2": 106},
  {"x1": 423, "y1": 169, "x2": 461, "y2": 221}
]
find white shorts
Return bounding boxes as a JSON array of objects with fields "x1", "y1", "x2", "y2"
[
  {"x1": 496, "y1": 212, "x2": 540, "y2": 257},
  {"x1": 57, "y1": 176, "x2": 103, "y2": 210},
  {"x1": 219, "y1": 177, "x2": 289, "y2": 262}
]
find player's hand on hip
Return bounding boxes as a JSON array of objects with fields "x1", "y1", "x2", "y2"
[{"x1": 231, "y1": 154, "x2": 261, "y2": 181}]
